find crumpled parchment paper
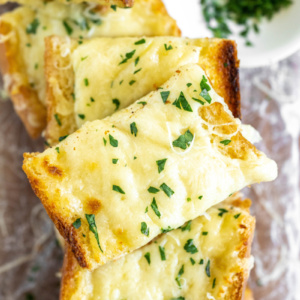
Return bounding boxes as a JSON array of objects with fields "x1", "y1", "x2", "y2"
[{"x1": 0, "y1": 3, "x2": 299, "y2": 299}]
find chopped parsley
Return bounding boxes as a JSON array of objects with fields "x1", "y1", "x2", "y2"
[
  {"x1": 55, "y1": 147, "x2": 60, "y2": 154},
  {"x1": 171, "y1": 297, "x2": 185, "y2": 300},
  {"x1": 103, "y1": 138, "x2": 107, "y2": 146},
  {"x1": 173, "y1": 92, "x2": 193, "y2": 112},
  {"x1": 112, "y1": 99, "x2": 120, "y2": 111},
  {"x1": 112, "y1": 158, "x2": 118, "y2": 164},
  {"x1": 218, "y1": 208, "x2": 229, "y2": 217},
  {"x1": 110, "y1": 4, "x2": 117, "y2": 11},
  {"x1": 190, "y1": 257, "x2": 196, "y2": 265},
  {"x1": 234, "y1": 213, "x2": 241, "y2": 219},
  {"x1": 73, "y1": 218, "x2": 81, "y2": 229},
  {"x1": 150, "y1": 198, "x2": 161, "y2": 218},
  {"x1": 199, "y1": 75, "x2": 212, "y2": 103},
  {"x1": 84, "y1": 78, "x2": 89, "y2": 86},
  {"x1": 159, "y1": 246, "x2": 166, "y2": 261},
  {"x1": 144, "y1": 252, "x2": 151, "y2": 265},
  {"x1": 187, "y1": 197, "x2": 191, "y2": 202},
  {"x1": 135, "y1": 56, "x2": 140, "y2": 66},
  {"x1": 172, "y1": 130, "x2": 194, "y2": 150},
  {"x1": 212, "y1": 278, "x2": 216, "y2": 289},
  {"x1": 119, "y1": 50, "x2": 136, "y2": 65},
  {"x1": 156, "y1": 158, "x2": 167, "y2": 173},
  {"x1": 78, "y1": 114, "x2": 85, "y2": 120},
  {"x1": 164, "y1": 43, "x2": 173, "y2": 51},
  {"x1": 175, "y1": 265, "x2": 184, "y2": 288},
  {"x1": 26, "y1": 18, "x2": 40, "y2": 34},
  {"x1": 148, "y1": 186, "x2": 160, "y2": 194},
  {"x1": 161, "y1": 226, "x2": 173, "y2": 233},
  {"x1": 85, "y1": 214, "x2": 103, "y2": 252},
  {"x1": 129, "y1": 80, "x2": 136, "y2": 86},
  {"x1": 220, "y1": 139, "x2": 231, "y2": 145},
  {"x1": 198, "y1": 196, "x2": 203, "y2": 200},
  {"x1": 202, "y1": 231, "x2": 208, "y2": 235},
  {"x1": 54, "y1": 114, "x2": 61, "y2": 126},
  {"x1": 141, "y1": 222, "x2": 149, "y2": 236},
  {"x1": 181, "y1": 220, "x2": 192, "y2": 232},
  {"x1": 130, "y1": 122, "x2": 138, "y2": 137},
  {"x1": 134, "y1": 38, "x2": 146, "y2": 45},
  {"x1": 199, "y1": 259, "x2": 204, "y2": 265},
  {"x1": 59, "y1": 135, "x2": 68, "y2": 142},
  {"x1": 63, "y1": 20, "x2": 73, "y2": 35},
  {"x1": 205, "y1": 259, "x2": 211, "y2": 277},
  {"x1": 134, "y1": 68, "x2": 142, "y2": 74},
  {"x1": 90, "y1": 97, "x2": 95, "y2": 102},
  {"x1": 187, "y1": 83, "x2": 192, "y2": 87},
  {"x1": 192, "y1": 97, "x2": 205, "y2": 105},
  {"x1": 160, "y1": 91, "x2": 170, "y2": 103},
  {"x1": 160, "y1": 183, "x2": 174, "y2": 198},
  {"x1": 138, "y1": 101, "x2": 147, "y2": 106},
  {"x1": 81, "y1": 56, "x2": 88, "y2": 61},
  {"x1": 109, "y1": 134, "x2": 118, "y2": 147},
  {"x1": 145, "y1": 206, "x2": 148, "y2": 213},
  {"x1": 112, "y1": 185, "x2": 125, "y2": 194},
  {"x1": 184, "y1": 239, "x2": 198, "y2": 254}
]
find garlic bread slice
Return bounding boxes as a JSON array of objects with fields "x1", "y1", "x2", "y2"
[
  {"x1": 23, "y1": 64, "x2": 277, "y2": 270},
  {"x1": 60, "y1": 195, "x2": 255, "y2": 300}
]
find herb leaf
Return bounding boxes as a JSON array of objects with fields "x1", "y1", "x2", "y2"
[
  {"x1": 119, "y1": 50, "x2": 136, "y2": 65},
  {"x1": 175, "y1": 265, "x2": 184, "y2": 287},
  {"x1": 190, "y1": 257, "x2": 196, "y2": 265},
  {"x1": 109, "y1": 134, "x2": 118, "y2": 147},
  {"x1": 172, "y1": 130, "x2": 194, "y2": 150},
  {"x1": 173, "y1": 92, "x2": 193, "y2": 112},
  {"x1": 234, "y1": 213, "x2": 241, "y2": 219},
  {"x1": 135, "y1": 38, "x2": 146, "y2": 45},
  {"x1": 54, "y1": 114, "x2": 61, "y2": 126},
  {"x1": 160, "y1": 91, "x2": 170, "y2": 103},
  {"x1": 141, "y1": 222, "x2": 149, "y2": 236},
  {"x1": 156, "y1": 158, "x2": 167, "y2": 173},
  {"x1": 59, "y1": 135, "x2": 68, "y2": 142},
  {"x1": 150, "y1": 198, "x2": 161, "y2": 218},
  {"x1": 161, "y1": 226, "x2": 173, "y2": 233},
  {"x1": 205, "y1": 259, "x2": 211, "y2": 277},
  {"x1": 144, "y1": 252, "x2": 151, "y2": 265},
  {"x1": 220, "y1": 139, "x2": 231, "y2": 145},
  {"x1": 85, "y1": 214, "x2": 103, "y2": 252},
  {"x1": 26, "y1": 18, "x2": 40, "y2": 34},
  {"x1": 184, "y1": 239, "x2": 198, "y2": 254},
  {"x1": 164, "y1": 43, "x2": 173, "y2": 51},
  {"x1": 130, "y1": 122, "x2": 138, "y2": 137},
  {"x1": 112, "y1": 99, "x2": 120, "y2": 111},
  {"x1": 148, "y1": 186, "x2": 160, "y2": 194},
  {"x1": 181, "y1": 220, "x2": 192, "y2": 232},
  {"x1": 112, "y1": 185, "x2": 125, "y2": 194},
  {"x1": 218, "y1": 208, "x2": 229, "y2": 217},
  {"x1": 192, "y1": 97, "x2": 205, "y2": 105},
  {"x1": 159, "y1": 246, "x2": 166, "y2": 261},
  {"x1": 73, "y1": 218, "x2": 81, "y2": 229},
  {"x1": 160, "y1": 183, "x2": 174, "y2": 198},
  {"x1": 200, "y1": 89, "x2": 212, "y2": 104}
]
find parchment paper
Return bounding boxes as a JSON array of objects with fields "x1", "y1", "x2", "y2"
[{"x1": 0, "y1": 3, "x2": 299, "y2": 299}]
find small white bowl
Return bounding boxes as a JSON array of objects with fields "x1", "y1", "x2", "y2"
[{"x1": 163, "y1": 0, "x2": 300, "y2": 68}]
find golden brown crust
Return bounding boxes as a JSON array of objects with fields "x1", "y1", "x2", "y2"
[
  {"x1": 0, "y1": 20, "x2": 46, "y2": 138},
  {"x1": 60, "y1": 196, "x2": 255, "y2": 299}
]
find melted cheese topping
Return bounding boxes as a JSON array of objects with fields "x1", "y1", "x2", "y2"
[
  {"x1": 0, "y1": 0, "x2": 179, "y2": 105},
  {"x1": 63, "y1": 202, "x2": 254, "y2": 300},
  {"x1": 72, "y1": 37, "x2": 200, "y2": 128},
  {"x1": 23, "y1": 65, "x2": 277, "y2": 269}
]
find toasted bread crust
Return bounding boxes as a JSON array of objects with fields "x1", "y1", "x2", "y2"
[
  {"x1": 0, "y1": 20, "x2": 46, "y2": 138},
  {"x1": 60, "y1": 197, "x2": 255, "y2": 300}
]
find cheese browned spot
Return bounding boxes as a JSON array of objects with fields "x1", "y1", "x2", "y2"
[
  {"x1": 60, "y1": 196, "x2": 255, "y2": 300},
  {"x1": 23, "y1": 65, "x2": 277, "y2": 270}
]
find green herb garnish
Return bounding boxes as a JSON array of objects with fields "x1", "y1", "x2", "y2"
[
  {"x1": 218, "y1": 208, "x2": 229, "y2": 217},
  {"x1": 54, "y1": 114, "x2": 61, "y2": 126},
  {"x1": 130, "y1": 122, "x2": 138, "y2": 136},
  {"x1": 148, "y1": 186, "x2": 160, "y2": 194},
  {"x1": 220, "y1": 139, "x2": 231, "y2": 145},
  {"x1": 190, "y1": 257, "x2": 196, "y2": 265},
  {"x1": 150, "y1": 198, "x2": 161, "y2": 218},
  {"x1": 141, "y1": 222, "x2": 149, "y2": 236},
  {"x1": 144, "y1": 252, "x2": 151, "y2": 265},
  {"x1": 181, "y1": 220, "x2": 192, "y2": 232},
  {"x1": 119, "y1": 50, "x2": 136, "y2": 65},
  {"x1": 73, "y1": 218, "x2": 81, "y2": 229},
  {"x1": 156, "y1": 158, "x2": 167, "y2": 173},
  {"x1": 160, "y1": 183, "x2": 174, "y2": 198},
  {"x1": 135, "y1": 38, "x2": 146, "y2": 45},
  {"x1": 59, "y1": 135, "x2": 68, "y2": 142},
  {"x1": 184, "y1": 239, "x2": 198, "y2": 254},
  {"x1": 112, "y1": 158, "x2": 118, "y2": 164},
  {"x1": 85, "y1": 214, "x2": 103, "y2": 252},
  {"x1": 205, "y1": 259, "x2": 211, "y2": 277},
  {"x1": 172, "y1": 130, "x2": 194, "y2": 150},
  {"x1": 109, "y1": 134, "x2": 118, "y2": 147},
  {"x1": 173, "y1": 92, "x2": 193, "y2": 112},
  {"x1": 175, "y1": 265, "x2": 184, "y2": 287},
  {"x1": 161, "y1": 226, "x2": 173, "y2": 233},
  {"x1": 159, "y1": 246, "x2": 166, "y2": 261},
  {"x1": 26, "y1": 18, "x2": 40, "y2": 34},
  {"x1": 112, "y1": 185, "x2": 125, "y2": 194},
  {"x1": 164, "y1": 44, "x2": 173, "y2": 51},
  {"x1": 160, "y1": 91, "x2": 170, "y2": 103},
  {"x1": 62, "y1": 20, "x2": 73, "y2": 35}
]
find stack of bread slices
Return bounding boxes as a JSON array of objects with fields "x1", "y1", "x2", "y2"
[{"x1": 0, "y1": 0, "x2": 277, "y2": 299}]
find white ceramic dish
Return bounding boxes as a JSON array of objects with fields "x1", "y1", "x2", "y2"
[{"x1": 163, "y1": 0, "x2": 300, "y2": 68}]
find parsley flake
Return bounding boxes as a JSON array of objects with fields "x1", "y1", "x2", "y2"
[
  {"x1": 160, "y1": 91, "x2": 170, "y2": 103},
  {"x1": 135, "y1": 38, "x2": 146, "y2": 45},
  {"x1": 54, "y1": 114, "x2": 61, "y2": 126},
  {"x1": 55, "y1": 147, "x2": 60, "y2": 154},
  {"x1": 141, "y1": 222, "x2": 149, "y2": 236},
  {"x1": 110, "y1": 4, "x2": 117, "y2": 11},
  {"x1": 200, "y1": 89, "x2": 212, "y2": 103},
  {"x1": 138, "y1": 101, "x2": 147, "y2": 106},
  {"x1": 175, "y1": 265, "x2": 184, "y2": 288},
  {"x1": 85, "y1": 214, "x2": 103, "y2": 252},
  {"x1": 103, "y1": 138, "x2": 107, "y2": 146},
  {"x1": 161, "y1": 226, "x2": 173, "y2": 233},
  {"x1": 62, "y1": 20, "x2": 73, "y2": 35},
  {"x1": 159, "y1": 245, "x2": 166, "y2": 261},
  {"x1": 112, "y1": 185, "x2": 125, "y2": 194},
  {"x1": 164, "y1": 43, "x2": 173, "y2": 51},
  {"x1": 218, "y1": 208, "x2": 229, "y2": 217},
  {"x1": 73, "y1": 218, "x2": 81, "y2": 229},
  {"x1": 198, "y1": 196, "x2": 203, "y2": 200},
  {"x1": 150, "y1": 198, "x2": 161, "y2": 218},
  {"x1": 134, "y1": 68, "x2": 142, "y2": 74},
  {"x1": 234, "y1": 213, "x2": 241, "y2": 219},
  {"x1": 59, "y1": 135, "x2": 68, "y2": 142},
  {"x1": 156, "y1": 158, "x2": 167, "y2": 173},
  {"x1": 190, "y1": 257, "x2": 196, "y2": 265},
  {"x1": 135, "y1": 56, "x2": 140, "y2": 66},
  {"x1": 181, "y1": 220, "x2": 192, "y2": 232},
  {"x1": 129, "y1": 80, "x2": 136, "y2": 85},
  {"x1": 119, "y1": 50, "x2": 136, "y2": 65},
  {"x1": 199, "y1": 259, "x2": 204, "y2": 265},
  {"x1": 173, "y1": 92, "x2": 193, "y2": 112},
  {"x1": 220, "y1": 139, "x2": 231, "y2": 145},
  {"x1": 78, "y1": 114, "x2": 85, "y2": 120},
  {"x1": 192, "y1": 97, "x2": 205, "y2": 105},
  {"x1": 184, "y1": 239, "x2": 198, "y2": 254},
  {"x1": 84, "y1": 78, "x2": 89, "y2": 86},
  {"x1": 148, "y1": 186, "x2": 160, "y2": 194},
  {"x1": 160, "y1": 183, "x2": 174, "y2": 198},
  {"x1": 172, "y1": 130, "x2": 194, "y2": 150},
  {"x1": 144, "y1": 252, "x2": 151, "y2": 265},
  {"x1": 212, "y1": 278, "x2": 216, "y2": 289},
  {"x1": 109, "y1": 135, "x2": 118, "y2": 147},
  {"x1": 26, "y1": 18, "x2": 40, "y2": 34},
  {"x1": 205, "y1": 259, "x2": 211, "y2": 277},
  {"x1": 112, "y1": 99, "x2": 120, "y2": 111},
  {"x1": 112, "y1": 158, "x2": 118, "y2": 164},
  {"x1": 202, "y1": 231, "x2": 208, "y2": 235},
  {"x1": 130, "y1": 122, "x2": 138, "y2": 136},
  {"x1": 186, "y1": 83, "x2": 192, "y2": 87}
]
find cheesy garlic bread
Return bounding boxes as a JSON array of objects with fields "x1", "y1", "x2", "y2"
[
  {"x1": 45, "y1": 36, "x2": 240, "y2": 146},
  {"x1": 0, "y1": 0, "x2": 180, "y2": 137},
  {"x1": 23, "y1": 64, "x2": 277, "y2": 270},
  {"x1": 60, "y1": 196, "x2": 255, "y2": 300}
]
